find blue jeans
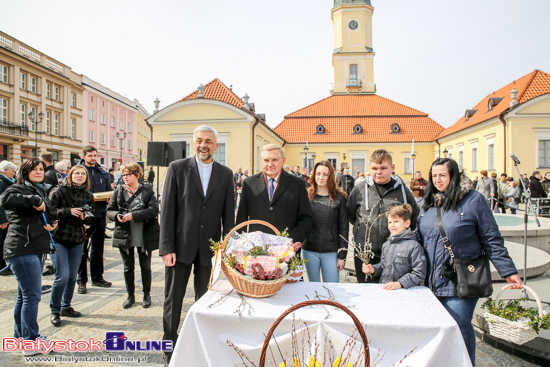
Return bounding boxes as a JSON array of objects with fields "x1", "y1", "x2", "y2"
[
  {"x1": 302, "y1": 249, "x2": 340, "y2": 283},
  {"x1": 50, "y1": 242, "x2": 84, "y2": 313},
  {"x1": 438, "y1": 296, "x2": 478, "y2": 367},
  {"x1": 5, "y1": 254, "x2": 45, "y2": 340}
]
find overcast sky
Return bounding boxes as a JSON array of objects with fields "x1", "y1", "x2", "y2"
[{"x1": 2, "y1": 0, "x2": 549, "y2": 129}]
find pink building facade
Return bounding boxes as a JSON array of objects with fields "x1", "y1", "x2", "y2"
[{"x1": 81, "y1": 76, "x2": 136, "y2": 169}]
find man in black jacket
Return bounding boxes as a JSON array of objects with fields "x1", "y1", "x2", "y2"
[
  {"x1": 160, "y1": 126, "x2": 234, "y2": 365},
  {"x1": 339, "y1": 168, "x2": 355, "y2": 196},
  {"x1": 40, "y1": 152, "x2": 61, "y2": 189},
  {"x1": 529, "y1": 171, "x2": 546, "y2": 198},
  {"x1": 77, "y1": 146, "x2": 113, "y2": 294},
  {"x1": 236, "y1": 144, "x2": 313, "y2": 245},
  {"x1": 147, "y1": 167, "x2": 155, "y2": 186}
]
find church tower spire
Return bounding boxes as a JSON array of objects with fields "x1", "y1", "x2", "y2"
[{"x1": 331, "y1": 0, "x2": 375, "y2": 94}]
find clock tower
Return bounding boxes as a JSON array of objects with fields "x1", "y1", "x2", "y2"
[{"x1": 332, "y1": 0, "x2": 375, "y2": 94}]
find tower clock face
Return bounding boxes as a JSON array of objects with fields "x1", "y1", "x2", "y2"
[{"x1": 348, "y1": 20, "x2": 358, "y2": 30}]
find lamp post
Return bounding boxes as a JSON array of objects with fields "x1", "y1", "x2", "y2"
[
  {"x1": 116, "y1": 132, "x2": 127, "y2": 167},
  {"x1": 28, "y1": 110, "x2": 44, "y2": 157},
  {"x1": 411, "y1": 152, "x2": 416, "y2": 174},
  {"x1": 443, "y1": 148, "x2": 448, "y2": 158},
  {"x1": 342, "y1": 152, "x2": 347, "y2": 169},
  {"x1": 312, "y1": 153, "x2": 316, "y2": 164},
  {"x1": 303, "y1": 141, "x2": 309, "y2": 172}
]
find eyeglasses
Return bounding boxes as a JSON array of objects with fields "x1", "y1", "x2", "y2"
[
  {"x1": 72, "y1": 172, "x2": 87, "y2": 176},
  {"x1": 121, "y1": 173, "x2": 134, "y2": 177}
]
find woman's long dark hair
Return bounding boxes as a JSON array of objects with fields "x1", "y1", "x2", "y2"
[
  {"x1": 307, "y1": 160, "x2": 346, "y2": 200},
  {"x1": 15, "y1": 158, "x2": 46, "y2": 185},
  {"x1": 423, "y1": 158, "x2": 463, "y2": 211}
]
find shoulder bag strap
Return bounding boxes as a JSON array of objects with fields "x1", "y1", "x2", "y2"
[
  {"x1": 121, "y1": 185, "x2": 144, "y2": 209},
  {"x1": 437, "y1": 207, "x2": 455, "y2": 260}
]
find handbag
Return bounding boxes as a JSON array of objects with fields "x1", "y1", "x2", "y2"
[{"x1": 437, "y1": 207, "x2": 493, "y2": 299}]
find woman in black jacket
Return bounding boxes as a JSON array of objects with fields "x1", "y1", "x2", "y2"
[
  {"x1": 48, "y1": 165, "x2": 95, "y2": 327},
  {"x1": 0, "y1": 158, "x2": 57, "y2": 348},
  {"x1": 107, "y1": 163, "x2": 159, "y2": 309},
  {"x1": 302, "y1": 160, "x2": 349, "y2": 282}
]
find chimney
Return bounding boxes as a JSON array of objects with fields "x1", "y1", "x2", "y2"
[{"x1": 510, "y1": 88, "x2": 518, "y2": 107}]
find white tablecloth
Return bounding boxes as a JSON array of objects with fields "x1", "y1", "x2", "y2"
[{"x1": 171, "y1": 280, "x2": 471, "y2": 367}]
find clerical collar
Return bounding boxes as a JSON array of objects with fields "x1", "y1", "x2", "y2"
[{"x1": 195, "y1": 156, "x2": 213, "y2": 168}]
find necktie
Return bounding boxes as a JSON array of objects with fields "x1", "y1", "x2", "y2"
[{"x1": 269, "y1": 179, "x2": 275, "y2": 201}]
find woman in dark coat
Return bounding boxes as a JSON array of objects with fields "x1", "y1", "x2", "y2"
[
  {"x1": 107, "y1": 163, "x2": 159, "y2": 309},
  {"x1": 302, "y1": 160, "x2": 349, "y2": 282},
  {"x1": 48, "y1": 165, "x2": 95, "y2": 326},
  {"x1": 0, "y1": 158, "x2": 57, "y2": 349},
  {"x1": 0, "y1": 160, "x2": 16, "y2": 274},
  {"x1": 417, "y1": 158, "x2": 522, "y2": 366}
]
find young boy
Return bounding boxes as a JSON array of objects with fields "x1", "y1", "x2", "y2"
[{"x1": 362, "y1": 204, "x2": 427, "y2": 290}]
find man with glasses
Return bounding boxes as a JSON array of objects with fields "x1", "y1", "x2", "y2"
[{"x1": 76, "y1": 146, "x2": 113, "y2": 294}]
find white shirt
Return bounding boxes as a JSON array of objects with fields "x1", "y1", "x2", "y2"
[{"x1": 196, "y1": 156, "x2": 213, "y2": 196}]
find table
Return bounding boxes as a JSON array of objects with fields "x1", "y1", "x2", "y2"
[{"x1": 171, "y1": 280, "x2": 471, "y2": 367}]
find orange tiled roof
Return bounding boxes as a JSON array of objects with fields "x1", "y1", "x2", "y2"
[
  {"x1": 274, "y1": 95, "x2": 444, "y2": 143},
  {"x1": 181, "y1": 78, "x2": 244, "y2": 108},
  {"x1": 438, "y1": 70, "x2": 550, "y2": 139}
]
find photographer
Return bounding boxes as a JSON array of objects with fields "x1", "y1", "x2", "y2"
[
  {"x1": 0, "y1": 158, "x2": 57, "y2": 347},
  {"x1": 107, "y1": 163, "x2": 159, "y2": 309},
  {"x1": 48, "y1": 165, "x2": 94, "y2": 327}
]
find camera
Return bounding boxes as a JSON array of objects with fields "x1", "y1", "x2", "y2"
[{"x1": 79, "y1": 205, "x2": 95, "y2": 225}]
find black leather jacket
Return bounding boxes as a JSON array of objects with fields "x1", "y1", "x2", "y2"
[{"x1": 303, "y1": 193, "x2": 349, "y2": 259}]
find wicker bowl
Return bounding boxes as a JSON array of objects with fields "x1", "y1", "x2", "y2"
[{"x1": 221, "y1": 220, "x2": 290, "y2": 298}]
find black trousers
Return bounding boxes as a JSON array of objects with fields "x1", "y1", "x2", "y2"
[
  {"x1": 162, "y1": 252, "x2": 211, "y2": 350},
  {"x1": 119, "y1": 247, "x2": 152, "y2": 295},
  {"x1": 354, "y1": 255, "x2": 381, "y2": 284},
  {"x1": 78, "y1": 216, "x2": 106, "y2": 284},
  {"x1": 0, "y1": 227, "x2": 7, "y2": 269}
]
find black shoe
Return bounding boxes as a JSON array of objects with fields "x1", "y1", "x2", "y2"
[
  {"x1": 123, "y1": 295, "x2": 135, "y2": 309},
  {"x1": 92, "y1": 279, "x2": 112, "y2": 288},
  {"x1": 42, "y1": 265, "x2": 55, "y2": 276},
  {"x1": 142, "y1": 293, "x2": 151, "y2": 308},
  {"x1": 0, "y1": 266, "x2": 13, "y2": 276},
  {"x1": 78, "y1": 284, "x2": 87, "y2": 294},
  {"x1": 41, "y1": 285, "x2": 52, "y2": 294},
  {"x1": 60, "y1": 307, "x2": 82, "y2": 318},
  {"x1": 51, "y1": 313, "x2": 61, "y2": 327}
]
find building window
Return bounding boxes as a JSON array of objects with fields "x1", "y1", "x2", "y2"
[
  {"x1": 20, "y1": 104, "x2": 26, "y2": 126},
  {"x1": 89, "y1": 130, "x2": 94, "y2": 142},
  {"x1": 53, "y1": 114, "x2": 59, "y2": 136},
  {"x1": 111, "y1": 116, "x2": 115, "y2": 127},
  {"x1": 20, "y1": 73, "x2": 26, "y2": 90},
  {"x1": 0, "y1": 98, "x2": 7, "y2": 123},
  {"x1": 30, "y1": 77, "x2": 36, "y2": 93},
  {"x1": 213, "y1": 143, "x2": 226, "y2": 165},
  {"x1": 128, "y1": 140, "x2": 132, "y2": 150},
  {"x1": 54, "y1": 86, "x2": 60, "y2": 101},
  {"x1": 89, "y1": 109, "x2": 95, "y2": 121},
  {"x1": 71, "y1": 94, "x2": 76, "y2": 107},
  {"x1": 101, "y1": 133, "x2": 105, "y2": 145},
  {"x1": 29, "y1": 107, "x2": 36, "y2": 131},
  {"x1": 0, "y1": 64, "x2": 8, "y2": 84},
  {"x1": 488, "y1": 144, "x2": 495, "y2": 170},
  {"x1": 46, "y1": 83, "x2": 51, "y2": 98},
  {"x1": 45, "y1": 111, "x2": 51, "y2": 134},
  {"x1": 70, "y1": 118, "x2": 76, "y2": 139},
  {"x1": 349, "y1": 64, "x2": 358, "y2": 86},
  {"x1": 111, "y1": 135, "x2": 115, "y2": 146},
  {"x1": 404, "y1": 157, "x2": 413, "y2": 174},
  {"x1": 101, "y1": 113, "x2": 106, "y2": 124},
  {"x1": 539, "y1": 140, "x2": 550, "y2": 168},
  {"x1": 328, "y1": 158, "x2": 337, "y2": 169},
  {"x1": 120, "y1": 120, "x2": 124, "y2": 129},
  {"x1": 458, "y1": 150, "x2": 464, "y2": 169},
  {"x1": 128, "y1": 123, "x2": 132, "y2": 132},
  {"x1": 120, "y1": 138, "x2": 124, "y2": 149}
]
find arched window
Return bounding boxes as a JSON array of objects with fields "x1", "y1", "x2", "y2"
[
  {"x1": 390, "y1": 123, "x2": 401, "y2": 134},
  {"x1": 353, "y1": 124, "x2": 363, "y2": 134},
  {"x1": 315, "y1": 124, "x2": 326, "y2": 134}
]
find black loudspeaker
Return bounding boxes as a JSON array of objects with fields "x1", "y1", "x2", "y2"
[
  {"x1": 166, "y1": 141, "x2": 186, "y2": 165},
  {"x1": 147, "y1": 142, "x2": 167, "y2": 166},
  {"x1": 136, "y1": 161, "x2": 145, "y2": 183}
]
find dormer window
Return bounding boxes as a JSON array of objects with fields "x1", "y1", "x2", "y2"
[
  {"x1": 390, "y1": 123, "x2": 401, "y2": 134},
  {"x1": 465, "y1": 109, "x2": 477, "y2": 121},
  {"x1": 315, "y1": 124, "x2": 326, "y2": 134},
  {"x1": 353, "y1": 124, "x2": 363, "y2": 134},
  {"x1": 488, "y1": 97, "x2": 503, "y2": 111}
]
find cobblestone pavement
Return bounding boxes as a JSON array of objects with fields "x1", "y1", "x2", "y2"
[{"x1": 0, "y1": 238, "x2": 539, "y2": 367}]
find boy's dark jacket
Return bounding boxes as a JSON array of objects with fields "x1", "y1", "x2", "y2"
[
  {"x1": 77, "y1": 159, "x2": 112, "y2": 217},
  {"x1": 49, "y1": 182, "x2": 95, "y2": 247}
]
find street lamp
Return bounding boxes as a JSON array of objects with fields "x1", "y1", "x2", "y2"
[
  {"x1": 28, "y1": 110, "x2": 44, "y2": 157},
  {"x1": 443, "y1": 148, "x2": 448, "y2": 158},
  {"x1": 312, "y1": 153, "x2": 316, "y2": 164},
  {"x1": 303, "y1": 141, "x2": 309, "y2": 171},
  {"x1": 116, "y1": 132, "x2": 127, "y2": 166},
  {"x1": 411, "y1": 152, "x2": 416, "y2": 174}
]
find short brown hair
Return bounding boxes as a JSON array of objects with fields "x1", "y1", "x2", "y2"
[
  {"x1": 121, "y1": 162, "x2": 143, "y2": 179},
  {"x1": 387, "y1": 203, "x2": 413, "y2": 222},
  {"x1": 370, "y1": 149, "x2": 393, "y2": 164},
  {"x1": 39, "y1": 152, "x2": 53, "y2": 164},
  {"x1": 491, "y1": 172, "x2": 497, "y2": 178},
  {"x1": 533, "y1": 171, "x2": 541, "y2": 176},
  {"x1": 480, "y1": 170, "x2": 488, "y2": 176},
  {"x1": 67, "y1": 165, "x2": 90, "y2": 191},
  {"x1": 82, "y1": 146, "x2": 97, "y2": 156}
]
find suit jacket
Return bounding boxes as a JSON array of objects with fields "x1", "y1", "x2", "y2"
[
  {"x1": 159, "y1": 157, "x2": 235, "y2": 266},
  {"x1": 236, "y1": 170, "x2": 313, "y2": 243}
]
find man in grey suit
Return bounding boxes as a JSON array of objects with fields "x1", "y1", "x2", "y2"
[{"x1": 160, "y1": 125, "x2": 234, "y2": 365}]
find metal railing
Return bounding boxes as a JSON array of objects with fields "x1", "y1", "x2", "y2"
[{"x1": 0, "y1": 121, "x2": 30, "y2": 136}]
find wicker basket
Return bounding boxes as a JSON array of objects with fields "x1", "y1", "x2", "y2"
[
  {"x1": 259, "y1": 300, "x2": 370, "y2": 367},
  {"x1": 286, "y1": 265, "x2": 304, "y2": 283},
  {"x1": 484, "y1": 284, "x2": 543, "y2": 345},
  {"x1": 221, "y1": 220, "x2": 290, "y2": 298}
]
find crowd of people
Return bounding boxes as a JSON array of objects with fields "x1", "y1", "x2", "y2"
[{"x1": 0, "y1": 125, "x2": 529, "y2": 366}]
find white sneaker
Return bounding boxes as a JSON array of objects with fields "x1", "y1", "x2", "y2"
[{"x1": 22, "y1": 349, "x2": 42, "y2": 356}]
